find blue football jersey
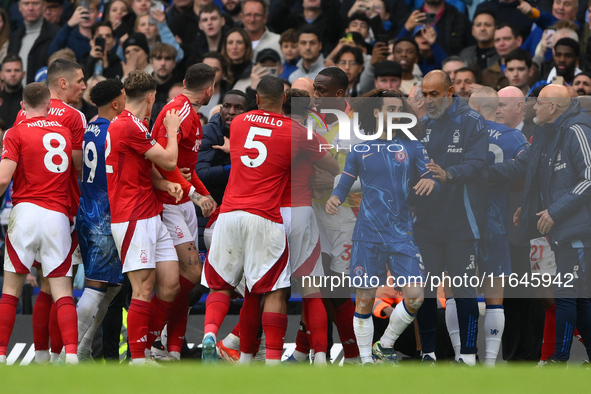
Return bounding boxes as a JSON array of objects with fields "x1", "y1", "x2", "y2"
[
  {"x1": 332, "y1": 137, "x2": 436, "y2": 243},
  {"x1": 76, "y1": 117, "x2": 113, "y2": 235},
  {"x1": 486, "y1": 120, "x2": 529, "y2": 234}
]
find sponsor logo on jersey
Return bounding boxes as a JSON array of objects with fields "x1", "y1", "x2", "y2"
[
  {"x1": 447, "y1": 145, "x2": 463, "y2": 153},
  {"x1": 362, "y1": 152, "x2": 374, "y2": 159}
]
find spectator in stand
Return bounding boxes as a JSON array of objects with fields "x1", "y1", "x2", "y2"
[
  {"x1": 573, "y1": 72, "x2": 591, "y2": 95},
  {"x1": 43, "y1": 0, "x2": 64, "y2": 27},
  {"x1": 345, "y1": 0, "x2": 397, "y2": 36},
  {"x1": 398, "y1": 0, "x2": 471, "y2": 56},
  {"x1": 279, "y1": 29, "x2": 300, "y2": 80},
  {"x1": 0, "y1": 54, "x2": 24, "y2": 126},
  {"x1": 460, "y1": 9, "x2": 498, "y2": 70},
  {"x1": 504, "y1": 49, "x2": 535, "y2": 96},
  {"x1": 234, "y1": 48, "x2": 282, "y2": 109},
  {"x1": 0, "y1": 9, "x2": 10, "y2": 63},
  {"x1": 268, "y1": 0, "x2": 343, "y2": 56},
  {"x1": 131, "y1": 10, "x2": 184, "y2": 63},
  {"x1": 221, "y1": 0, "x2": 241, "y2": 24},
  {"x1": 345, "y1": 12, "x2": 373, "y2": 44},
  {"x1": 289, "y1": 26, "x2": 325, "y2": 83},
  {"x1": 441, "y1": 56, "x2": 466, "y2": 83},
  {"x1": 413, "y1": 25, "x2": 447, "y2": 75},
  {"x1": 166, "y1": 0, "x2": 200, "y2": 51},
  {"x1": 151, "y1": 43, "x2": 183, "y2": 105},
  {"x1": 240, "y1": 0, "x2": 281, "y2": 63},
  {"x1": 195, "y1": 4, "x2": 228, "y2": 55},
  {"x1": 103, "y1": 0, "x2": 134, "y2": 39},
  {"x1": 532, "y1": 21, "x2": 578, "y2": 71},
  {"x1": 390, "y1": 38, "x2": 420, "y2": 94},
  {"x1": 49, "y1": 0, "x2": 100, "y2": 62},
  {"x1": 131, "y1": 0, "x2": 151, "y2": 17},
  {"x1": 475, "y1": 0, "x2": 534, "y2": 40},
  {"x1": 122, "y1": 32, "x2": 152, "y2": 79},
  {"x1": 530, "y1": 37, "x2": 581, "y2": 91},
  {"x1": 221, "y1": 27, "x2": 253, "y2": 88},
  {"x1": 334, "y1": 45, "x2": 365, "y2": 97},
  {"x1": 83, "y1": 22, "x2": 124, "y2": 80},
  {"x1": 373, "y1": 60, "x2": 402, "y2": 90},
  {"x1": 453, "y1": 66, "x2": 479, "y2": 101},
  {"x1": 8, "y1": 0, "x2": 59, "y2": 84},
  {"x1": 518, "y1": 0, "x2": 580, "y2": 60},
  {"x1": 481, "y1": 23, "x2": 523, "y2": 91}
]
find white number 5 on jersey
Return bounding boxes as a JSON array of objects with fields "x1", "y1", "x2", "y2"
[{"x1": 241, "y1": 126, "x2": 272, "y2": 168}]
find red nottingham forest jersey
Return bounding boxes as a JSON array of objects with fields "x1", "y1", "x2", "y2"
[
  {"x1": 221, "y1": 110, "x2": 320, "y2": 223},
  {"x1": 2, "y1": 117, "x2": 73, "y2": 217},
  {"x1": 106, "y1": 110, "x2": 163, "y2": 223}
]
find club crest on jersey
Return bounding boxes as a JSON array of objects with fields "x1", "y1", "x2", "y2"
[
  {"x1": 175, "y1": 226, "x2": 184, "y2": 239},
  {"x1": 453, "y1": 130, "x2": 460, "y2": 144},
  {"x1": 140, "y1": 251, "x2": 148, "y2": 264},
  {"x1": 395, "y1": 150, "x2": 407, "y2": 162},
  {"x1": 353, "y1": 266, "x2": 365, "y2": 277}
]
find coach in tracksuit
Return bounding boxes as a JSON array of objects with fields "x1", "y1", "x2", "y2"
[
  {"x1": 414, "y1": 70, "x2": 489, "y2": 366},
  {"x1": 489, "y1": 85, "x2": 591, "y2": 363}
]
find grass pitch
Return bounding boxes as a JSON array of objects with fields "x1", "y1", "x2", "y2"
[{"x1": 1, "y1": 362, "x2": 589, "y2": 393}]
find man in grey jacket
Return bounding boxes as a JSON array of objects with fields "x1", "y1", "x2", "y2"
[{"x1": 459, "y1": 9, "x2": 499, "y2": 70}]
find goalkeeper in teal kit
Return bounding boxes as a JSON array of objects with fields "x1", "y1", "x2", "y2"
[{"x1": 325, "y1": 91, "x2": 438, "y2": 365}]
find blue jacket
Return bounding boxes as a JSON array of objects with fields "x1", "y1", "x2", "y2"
[
  {"x1": 414, "y1": 96, "x2": 489, "y2": 242},
  {"x1": 48, "y1": 24, "x2": 90, "y2": 62},
  {"x1": 489, "y1": 99, "x2": 591, "y2": 246},
  {"x1": 196, "y1": 113, "x2": 231, "y2": 205}
]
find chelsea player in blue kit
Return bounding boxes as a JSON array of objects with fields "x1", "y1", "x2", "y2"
[
  {"x1": 75, "y1": 79, "x2": 127, "y2": 360},
  {"x1": 468, "y1": 87, "x2": 529, "y2": 366},
  {"x1": 326, "y1": 91, "x2": 437, "y2": 365}
]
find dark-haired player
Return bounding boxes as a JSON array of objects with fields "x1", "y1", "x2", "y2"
[
  {"x1": 75, "y1": 79, "x2": 126, "y2": 361},
  {"x1": 150, "y1": 63, "x2": 217, "y2": 361},
  {"x1": 106, "y1": 71, "x2": 183, "y2": 364},
  {"x1": 0, "y1": 83, "x2": 78, "y2": 364},
  {"x1": 200, "y1": 76, "x2": 338, "y2": 364},
  {"x1": 15, "y1": 59, "x2": 87, "y2": 363}
]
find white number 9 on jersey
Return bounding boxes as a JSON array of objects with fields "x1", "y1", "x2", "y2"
[
  {"x1": 43, "y1": 132, "x2": 69, "y2": 173},
  {"x1": 241, "y1": 126, "x2": 272, "y2": 168}
]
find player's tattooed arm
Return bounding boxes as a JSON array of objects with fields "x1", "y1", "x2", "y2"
[
  {"x1": 190, "y1": 192, "x2": 217, "y2": 217},
  {"x1": 325, "y1": 195, "x2": 342, "y2": 215}
]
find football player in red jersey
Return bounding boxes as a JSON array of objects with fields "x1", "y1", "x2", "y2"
[
  {"x1": 150, "y1": 63, "x2": 217, "y2": 360},
  {"x1": 106, "y1": 71, "x2": 183, "y2": 364},
  {"x1": 0, "y1": 83, "x2": 79, "y2": 365},
  {"x1": 14, "y1": 59, "x2": 87, "y2": 363},
  {"x1": 200, "y1": 76, "x2": 339, "y2": 364}
]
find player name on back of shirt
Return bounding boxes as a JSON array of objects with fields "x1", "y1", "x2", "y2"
[{"x1": 244, "y1": 113, "x2": 285, "y2": 127}]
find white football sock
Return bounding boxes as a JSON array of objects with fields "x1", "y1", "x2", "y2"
[
  {"x1": 353, "y1": 313, "x2": 374, "y2": 364},
  {"x1": 79, "y1": 286, "x2": 120, "y2": 351},
  {"x1": 76, "y1": 287, "x2": 106, "y2": 343},
  {"x1": 131, "y1": 357, "x2": 146, "y2": 364},
  {"x1": 314, "y1": 351, "x2": 327, "y2": 365},
  {"x1": 50, "y1": 352, "x2": 60, "y2": 363},
  {"x1": 445, "y1": 298, "x2": 461, "y2": 361},
  {"x1": 459, "y1": 353, "x2": 476, "y2": 366},
  {"x1": 65, "y1": 353, "x2": 79, "y2": 365},
  {"x1": 266, "y1": 358, "x2": 280, "y2": 366},
  {"x1": 34, "y1": 350, "x2": 50, "y2": 363},
  {"x1": 222, "y1": 332, "x2": 240, "y2": 350},
  {"x1": 484, "y1": 305, "x2": 505, "y2": 367},
  {"x1": 239, "y1": 353, "x2": 253, "y2": 364},
  {"x1": 0, "y1": 355, "x2": 6, "y2": 364},
  {"x1": 380, "y1": 300, "x2": 415, "y2": 348},
  {"x1": 169, "y1": 351, "x2": 181, "y2": 361},
  {"x1": 291, "y1": 349, "x2": 308, "y2": 361}
]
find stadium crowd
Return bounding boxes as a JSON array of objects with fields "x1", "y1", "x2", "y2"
[{"x1": 1, "y1": 0, "x2": 591, "y2": 367}]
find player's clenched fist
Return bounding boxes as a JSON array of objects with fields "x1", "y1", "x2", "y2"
[
  {"x1": 163, "y1": 109, "x2": 182, "y2": 134},
  {"x1": 191, "y1": 193, "x2": 217, "y2": 217},
  {"x1": 167, "y1": 182, "x2": 184, "y2": 203},
  {"x1": 325, "y1": 195, "x2": 341, "y2": 215}
]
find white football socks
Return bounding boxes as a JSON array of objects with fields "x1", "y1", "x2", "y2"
[
  {"x1": 76, "y1": 287, "x2": 106, "y2": 344},
  {"x1": 79, "y1": 286, "x2": 120, "y2": 353},
  {"x1": 239, "y1": 353, "x2": 253, "y2": 364},
  {"x1": 484, "y1": 305, "x2": 505, "y2": 367},
  {"x1": 445, "y1": 298, "x2": 461, "y2": 361},
  {"x1": 380, "y1": 300, "x2": 415, "y2": 348},
  {"x1": 314, "y1": 351, "x2": 327, "y2": 365},
  {"x1": 222, "y1": 332, "x2": 240, "y2": 350},
  {"x1": 353, "y1": 313, "x2": 373, "y2": 364},
  {"x1": 34, "y1": 350, "x2": 50, "y2": 363}
]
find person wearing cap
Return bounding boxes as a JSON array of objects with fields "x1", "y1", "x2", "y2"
[
  {"x1": 234, "y1": 48, "x2": 283, "y2": 108},
  {"x1": 373, "y1": 60, "x2": 402, "y2": 91},
  {"x1": 48, "y1": 0, "x2": 100, "y2": 62},
  {"x1": 413, "y1": 24, "x2": 447, "y2": 76},
  {"x1": 122, "y1": 32, "x2": 153, "y2": 80},
  {"x1": 43, "y1": 0, "x2": 65, "y2": 26}
]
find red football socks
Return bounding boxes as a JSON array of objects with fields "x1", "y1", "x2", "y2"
[
  {"x1": 167, "y1": 276, "x2": 195, "y2": 353},
  {"x1": 203, "y1": 292, "x2": 231, "y2": 337},
  {"x1": 49, "y1": 302, "x2": 63, "y2": 355},
  {"x1": 128, "y1": 299, "x2": 151, "y2": 359},
  {"x1": 294, "y1": 323, "x2": 310, "y2": 355},
  {"x1": 262, "y1": 312, "x2": 287, "y2": 361},
  {"x1": 0, "y1": 294, "x2": 19, "y2": 356},
  {"x1": 147, "y1": 295, "x2": 173, "y2": 348},
  {"x1": 333, "y1": 299, "x2": 359, "y2": 358},
  {"x1": 55, "y1": 296, "x2": 78, "y2": 355},
  {"x1": 32, "y1": 291, "x2": 52, "y2": 351},
  {"x1": 230, "y1": 321, "x2": 240, "y2": 337},
  {"x1": 303, "y1": 295, "x2": 328, "y2": 353},
  {"x1": 239, "y1": 291, "x2": 262, "y2": 355},
  {"x1": 541, "y1": 304, "x2": 556, "y2": 361}
]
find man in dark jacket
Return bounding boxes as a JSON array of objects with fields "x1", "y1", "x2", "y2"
[
  {"x1": 8, "y1": 0, "x2": 59, "y2": 84},
  {"x1": 415, "y1": 70, "x2": 489, "y2": 366},
  {"x1": 489, "y1": 85, "x2": 591, "y2": 363},
  {"x1": 195, "y1": 90, "x2": 246, "y2": 251}
]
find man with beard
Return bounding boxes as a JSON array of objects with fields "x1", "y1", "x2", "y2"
[
  {"x1": 416, "y1": 70, "x2": 488, "y2": 366},
  {"x1": 150, "y1": 63, "x2": 217, "y2": 361},
  {"x1": 530, "y1": 38, "x2": 581, "y2": 92},
  {"x1": 572, "y1": 72, "x2": 591, "y2": 96},
  {"x1": 150, "y1": 43, "x2": 183, "y2": 106},
  {"x1": 221, "y1": 0, "x2": 241, "y2": 24},
  {"x1": 453, "y1": 67, "x2": 478, "y2": 101},
  {"x1": 0, "y1": 55, "x2": 25, "y2": 126}
]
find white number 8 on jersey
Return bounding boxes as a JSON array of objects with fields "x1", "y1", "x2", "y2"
[{"x1": 43, "y1": 132, "x2": 69, "y2": 173}]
